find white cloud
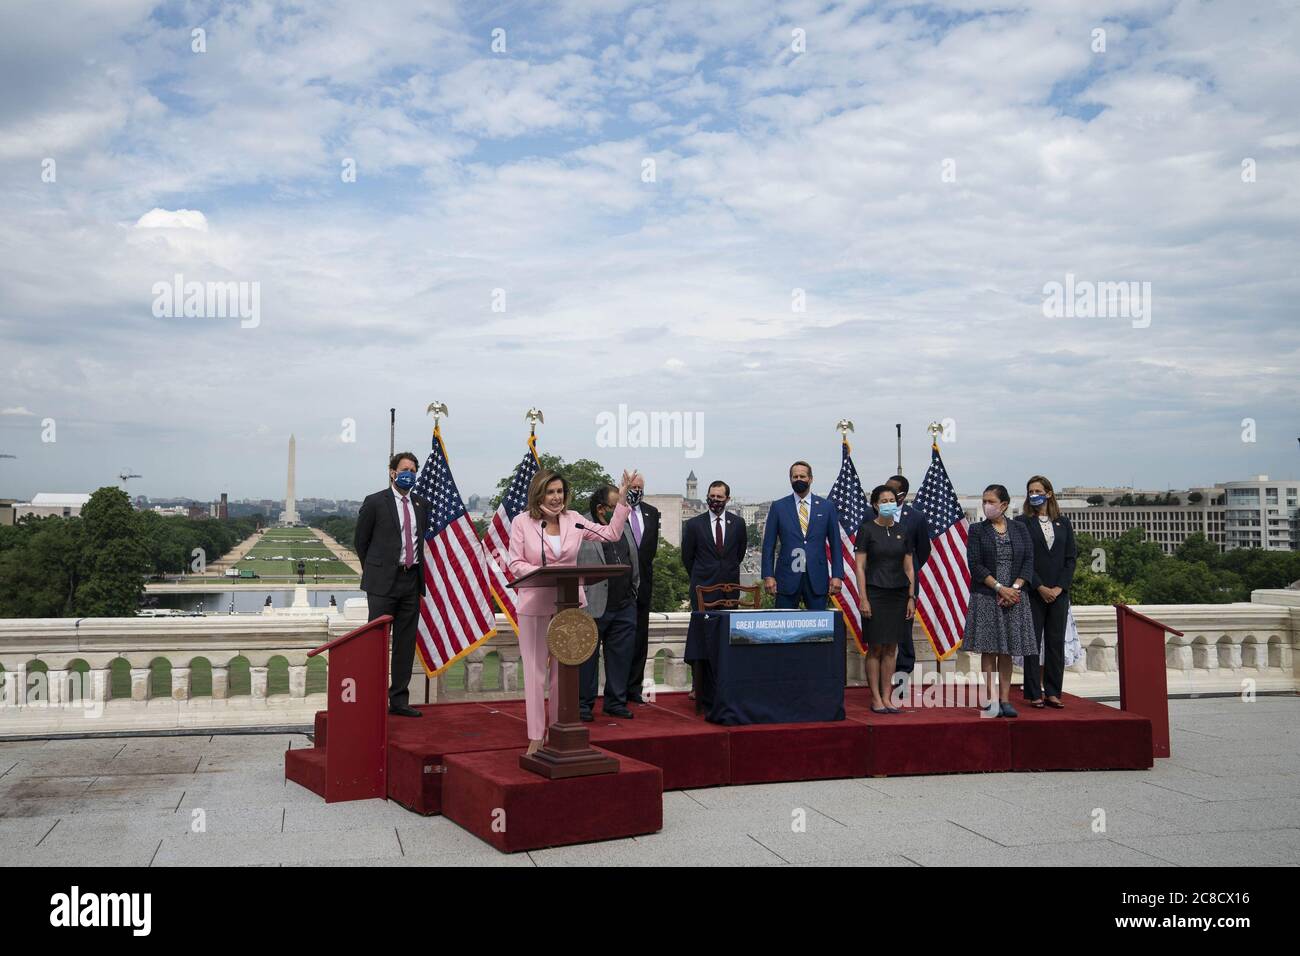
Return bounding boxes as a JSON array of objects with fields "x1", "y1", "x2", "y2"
[{"x1": 134, "y1": 208, "x2": 209, "y2": 231}]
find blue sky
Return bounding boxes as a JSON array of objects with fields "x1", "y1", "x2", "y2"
[{"x1": 0, "y1": 0, "x2": 1297, "y2": 503}]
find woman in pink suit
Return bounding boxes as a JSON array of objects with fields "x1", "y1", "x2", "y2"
[{"x1": 508, "y1": 467, "x2": 640, "y2": 754}]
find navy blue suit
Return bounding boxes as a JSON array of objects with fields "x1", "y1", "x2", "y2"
[{"x1": 761, "y1": 493, "x2": 844, "y2": 610}]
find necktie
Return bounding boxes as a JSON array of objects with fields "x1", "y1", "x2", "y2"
[
  {"x1": 798, "y1": 499, "x2": 809, "y2": 536},
  {"x1": 631, "y1": 507, "x2": 642, "y2": 547},
  {"x1": 401, "y1": 496, "x2": 414, "y2": 568},
  {"x1": 714, "y1": 515, "x2": 723, "y2": 552}
]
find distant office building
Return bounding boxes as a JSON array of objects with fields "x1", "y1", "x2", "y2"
[
  {"x1": 1070, "y1": 501, "x2": 1226, "y2": 555},
  {"x1": 0, "y1": 499, "x2": 15, "y2": 526},
  {"x1": 15, "y1": 493, "x2": 93, "y2": 519},
  {"x1": 1061, "y1": 476, "x2": 1296, "y2": 554},
  {"x1": 1221, "y1": 476, "x2": 1300, "y2": 551}
]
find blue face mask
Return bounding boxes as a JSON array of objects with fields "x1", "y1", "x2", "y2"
[
  {"x1": 1028, "y1": 493, "x2": 1047, "y2": 507},
  {"x1": 878, "y1": 502, "x2": 900, "y2": 520},
  {"x1": 394, "y1": 471, "x2": 417, "y2": 491}
]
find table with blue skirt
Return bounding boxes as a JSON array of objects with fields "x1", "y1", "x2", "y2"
[{"x1": 683, "y1": 609, "x2": 846, "y2": 724}]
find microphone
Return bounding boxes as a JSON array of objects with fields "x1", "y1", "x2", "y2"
[{"x1": 539, "y1": 518, "x2": 548, "y2": 567}]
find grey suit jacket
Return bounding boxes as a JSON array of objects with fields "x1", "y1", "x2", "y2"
[{"x1": 578, "y1": 524, "x2": 639, "y2": 619}]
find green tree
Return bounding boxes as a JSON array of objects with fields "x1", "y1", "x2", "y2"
[
  {"x1": 1175, "y1": 532, "x2": 1219, "y2": 567},
  {"x1": 1086, "y1": 495, "x2": 1105, "y2": 505},
  {"x1": 1111, "y1": 527, "x2": 1164, "y2": 584},
  {"x1": 1136, "y1": 560, "x2": 1238, "y2": 605},
  {"x1": 0, "y1": 517, "x2": 86, "y2": 617},
  {"x1": 491, "y1": 454, "x2": 613, "y2": 511},
  {"x1": 1187, "y1": 491, "x2": 1203, "y2": 504},
  {"x1": 74, "y1": 487, "x2": 149, "y2": 616},
  {"x1": 1069, "y1": 568, "x2": 1136, "y2": 606},
  {"x1": 650, "y1": 540, "x2": 691, "y2": 612}
]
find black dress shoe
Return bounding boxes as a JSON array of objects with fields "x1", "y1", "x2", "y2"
[
  {"x1": 579, "y1": 711, "x2": 594, "y2": 722},
  {"x1": 388, "y1": 704, "x2": 422, "y2": 718},
  {"x1": 604, "y1": 705, "x2": 634, "y2": 719}
]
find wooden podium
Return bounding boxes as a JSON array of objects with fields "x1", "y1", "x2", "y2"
[
  {"x1": 306, "y1": 614, "x2": 392, "y2": 801},
  {"x1": 1115, "y1": 604, "x2": 1183, "y2": 759},
  {"x1": 509, "y1": 564, "x2": 630, "y2": 779}
]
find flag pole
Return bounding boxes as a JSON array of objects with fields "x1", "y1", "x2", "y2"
[
  {"x1": 389, "y1": 407, "x2": 395, "y2": 459},
  {"x1": 895, "y1": 423, "x2": 902, "y2": 475}
]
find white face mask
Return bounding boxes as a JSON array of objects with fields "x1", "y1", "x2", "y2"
[{"x1": 983, "y1": 502, "x2": 1003, "y2": 520}]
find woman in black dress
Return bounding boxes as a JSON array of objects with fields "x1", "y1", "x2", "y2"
[{"x1": 854, "y1": 485, "x2": 916, "y2": 714}]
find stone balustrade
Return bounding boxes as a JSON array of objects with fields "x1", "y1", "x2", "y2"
[{"x1": 1, "y1": 591, "x2": 1296, "y2": 736}]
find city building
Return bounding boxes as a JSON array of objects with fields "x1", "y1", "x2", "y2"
[
  {"x1": 12, "y1": 492, "x2": 92, "y2": 519},
  {"x1": 1048, "y1": 476, "x2": 1297, "y2": 555}
]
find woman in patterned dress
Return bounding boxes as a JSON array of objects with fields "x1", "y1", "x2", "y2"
[{"x1": 962, "y1": 484, "x2": 1036, "y2": 717}]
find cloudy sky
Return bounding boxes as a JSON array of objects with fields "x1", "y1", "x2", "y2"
[{"x1": 1, "y1": 0, "x2": 1297, "y2": 504}]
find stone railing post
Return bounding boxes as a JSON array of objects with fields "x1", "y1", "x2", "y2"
[
  {"x1": 47, "y1": 669, "x2": 69, "y2": 707},
  {"x1": 211, "y1": 664, "x2": 229, "y2": 699},
  {"x1": 249, "y1": 666, "x2": 269, "y2": 700},
  {"x1": 500, "y1": 655, "x2": 519, "y2": 692},
  {"x1": 288, "y1": 664, "x2": 307, "y2": 698},
  {"x1": 171, "y1": 667, "x2": 191, "y2": 701},
  {"x1": 129, "y1": 667, "x2": 151, "y2": 701}
]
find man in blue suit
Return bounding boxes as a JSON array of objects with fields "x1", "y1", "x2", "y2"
[{"x1": 761, "y1": 460, "x2": 844, "y2": 610}]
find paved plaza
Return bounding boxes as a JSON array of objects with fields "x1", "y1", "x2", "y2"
[{"x1": 1, "y1": 696, "x2": 1296, "y2": 867}]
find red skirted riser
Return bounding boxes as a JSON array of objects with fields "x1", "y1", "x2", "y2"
[
  {"x1": 440, "y1": 748, "x2": 662, "y2": 852},
  {"x1": 287, "y1": 689, "x2": 1156, "y2": 850}
]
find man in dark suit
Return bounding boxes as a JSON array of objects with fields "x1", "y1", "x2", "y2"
[
  {"x1": 577, "y1": 485, "x2": 639, "y2": 721},
  {"x1": 682, "y1": 480, "x2": 747, "y2": 611},
  {"x1": 623, "y1": 473, "x2": 660, "y2": 704},
  {"x1": 354, "y1": 452, "x2": 430, "y2": 717},
  {"x1": 885, "y1": 474, "x2": 932, "y2": 677},
  {"x1": 761, "y1": 460, "x2": 843, "y2": 609}
]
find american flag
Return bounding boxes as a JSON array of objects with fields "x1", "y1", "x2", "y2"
[
  {"x1": 826, "y1": 439, "x2": 870, "y2": 654},
  {"x1": 912, "y1": 442, "x2": 970, "y2": 660},
  {"x1": 480, "y1": 434, "x2": 540, "y2": 633},
  {"x1": 411, "y1": 427, "x2": 497, "y2": 675}
]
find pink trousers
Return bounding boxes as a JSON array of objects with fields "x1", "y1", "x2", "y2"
[{"x1": 519, "y1": 614, "x2": 560, "y2": 740}]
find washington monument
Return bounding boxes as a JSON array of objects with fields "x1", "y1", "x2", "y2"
[{"x1": 283, "y1": 434, "x2": 299, "y2": 526}]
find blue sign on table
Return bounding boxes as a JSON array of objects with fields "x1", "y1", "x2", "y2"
[{"x1": 727, "y1": 610, "x2": 836, "y2": 645}]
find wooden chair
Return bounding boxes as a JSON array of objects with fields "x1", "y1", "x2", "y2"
[{"x1": 696, "y1": 582, "x2": 762, "y2": 611}]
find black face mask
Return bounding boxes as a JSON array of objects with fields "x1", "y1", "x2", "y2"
[
  {"x1": 791, "y1": 479, "x2": 810, "y2": 496},
  {"x1": 708, "y1": 500, "x2": 726, "y2": 514}
]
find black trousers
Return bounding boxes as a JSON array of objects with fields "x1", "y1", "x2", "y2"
[
  {"x1": 894, "y1": 619, "x2": 916, "y2": 674},
  {"x1": 580, "y1": 602, "x2": 636, "y2": 714},
  {"x1": 366, "y1": 566, "x2": 421, "y2": 709},
  {"x1": 626, "y1": 600, "x2": 651, "y2": 702},
  {"x1": 1023, "y1": 591, "x2": 1070, "y2": 700}
]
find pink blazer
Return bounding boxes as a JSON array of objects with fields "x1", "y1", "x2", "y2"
[{"x1": 507, "y1": 501, "x2": 631, "y2": 617}]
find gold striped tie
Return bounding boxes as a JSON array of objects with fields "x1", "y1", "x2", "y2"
[{"x1": 798, "y1": 499, "x2": 809, "y2": 536}]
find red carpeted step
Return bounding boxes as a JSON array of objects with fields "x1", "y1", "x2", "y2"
[
  {"x1": 587, "y1": 701, "x2": 730, "y2": 789},
  {"x1": 385, "y1": 703, "x2": 533, "y2": 814},
  {"x1": 1009, "y1": 693, "x2": 1153, "y2": 770},
  {"x1": 440, "y1": 747, "x2": 663, "y2": 852},
  {"x1": 313, "y1": 710, "x2": 327, "y2": 748},
  {"x1": 849, "y1": 703, "x2": 1012, "y2": 775},
  {"x1": 728, "y1": 720, "x2": 870, "y2": 784},
  {"x1": 284, "y1": 746, "x2": 327, "y2": 797}
]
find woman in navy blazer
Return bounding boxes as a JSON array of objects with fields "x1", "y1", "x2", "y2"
[
  {"x1": 962, "y1": 485, "x2": 1037, "y2": 717},
  {"x1": 1016, "y1": 475, "x2": 1078, "y2": 709}
]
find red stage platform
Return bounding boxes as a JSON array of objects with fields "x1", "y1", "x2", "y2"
[{"x1": 286, "y1": 687, "x2": 1153, "y2": 852}]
